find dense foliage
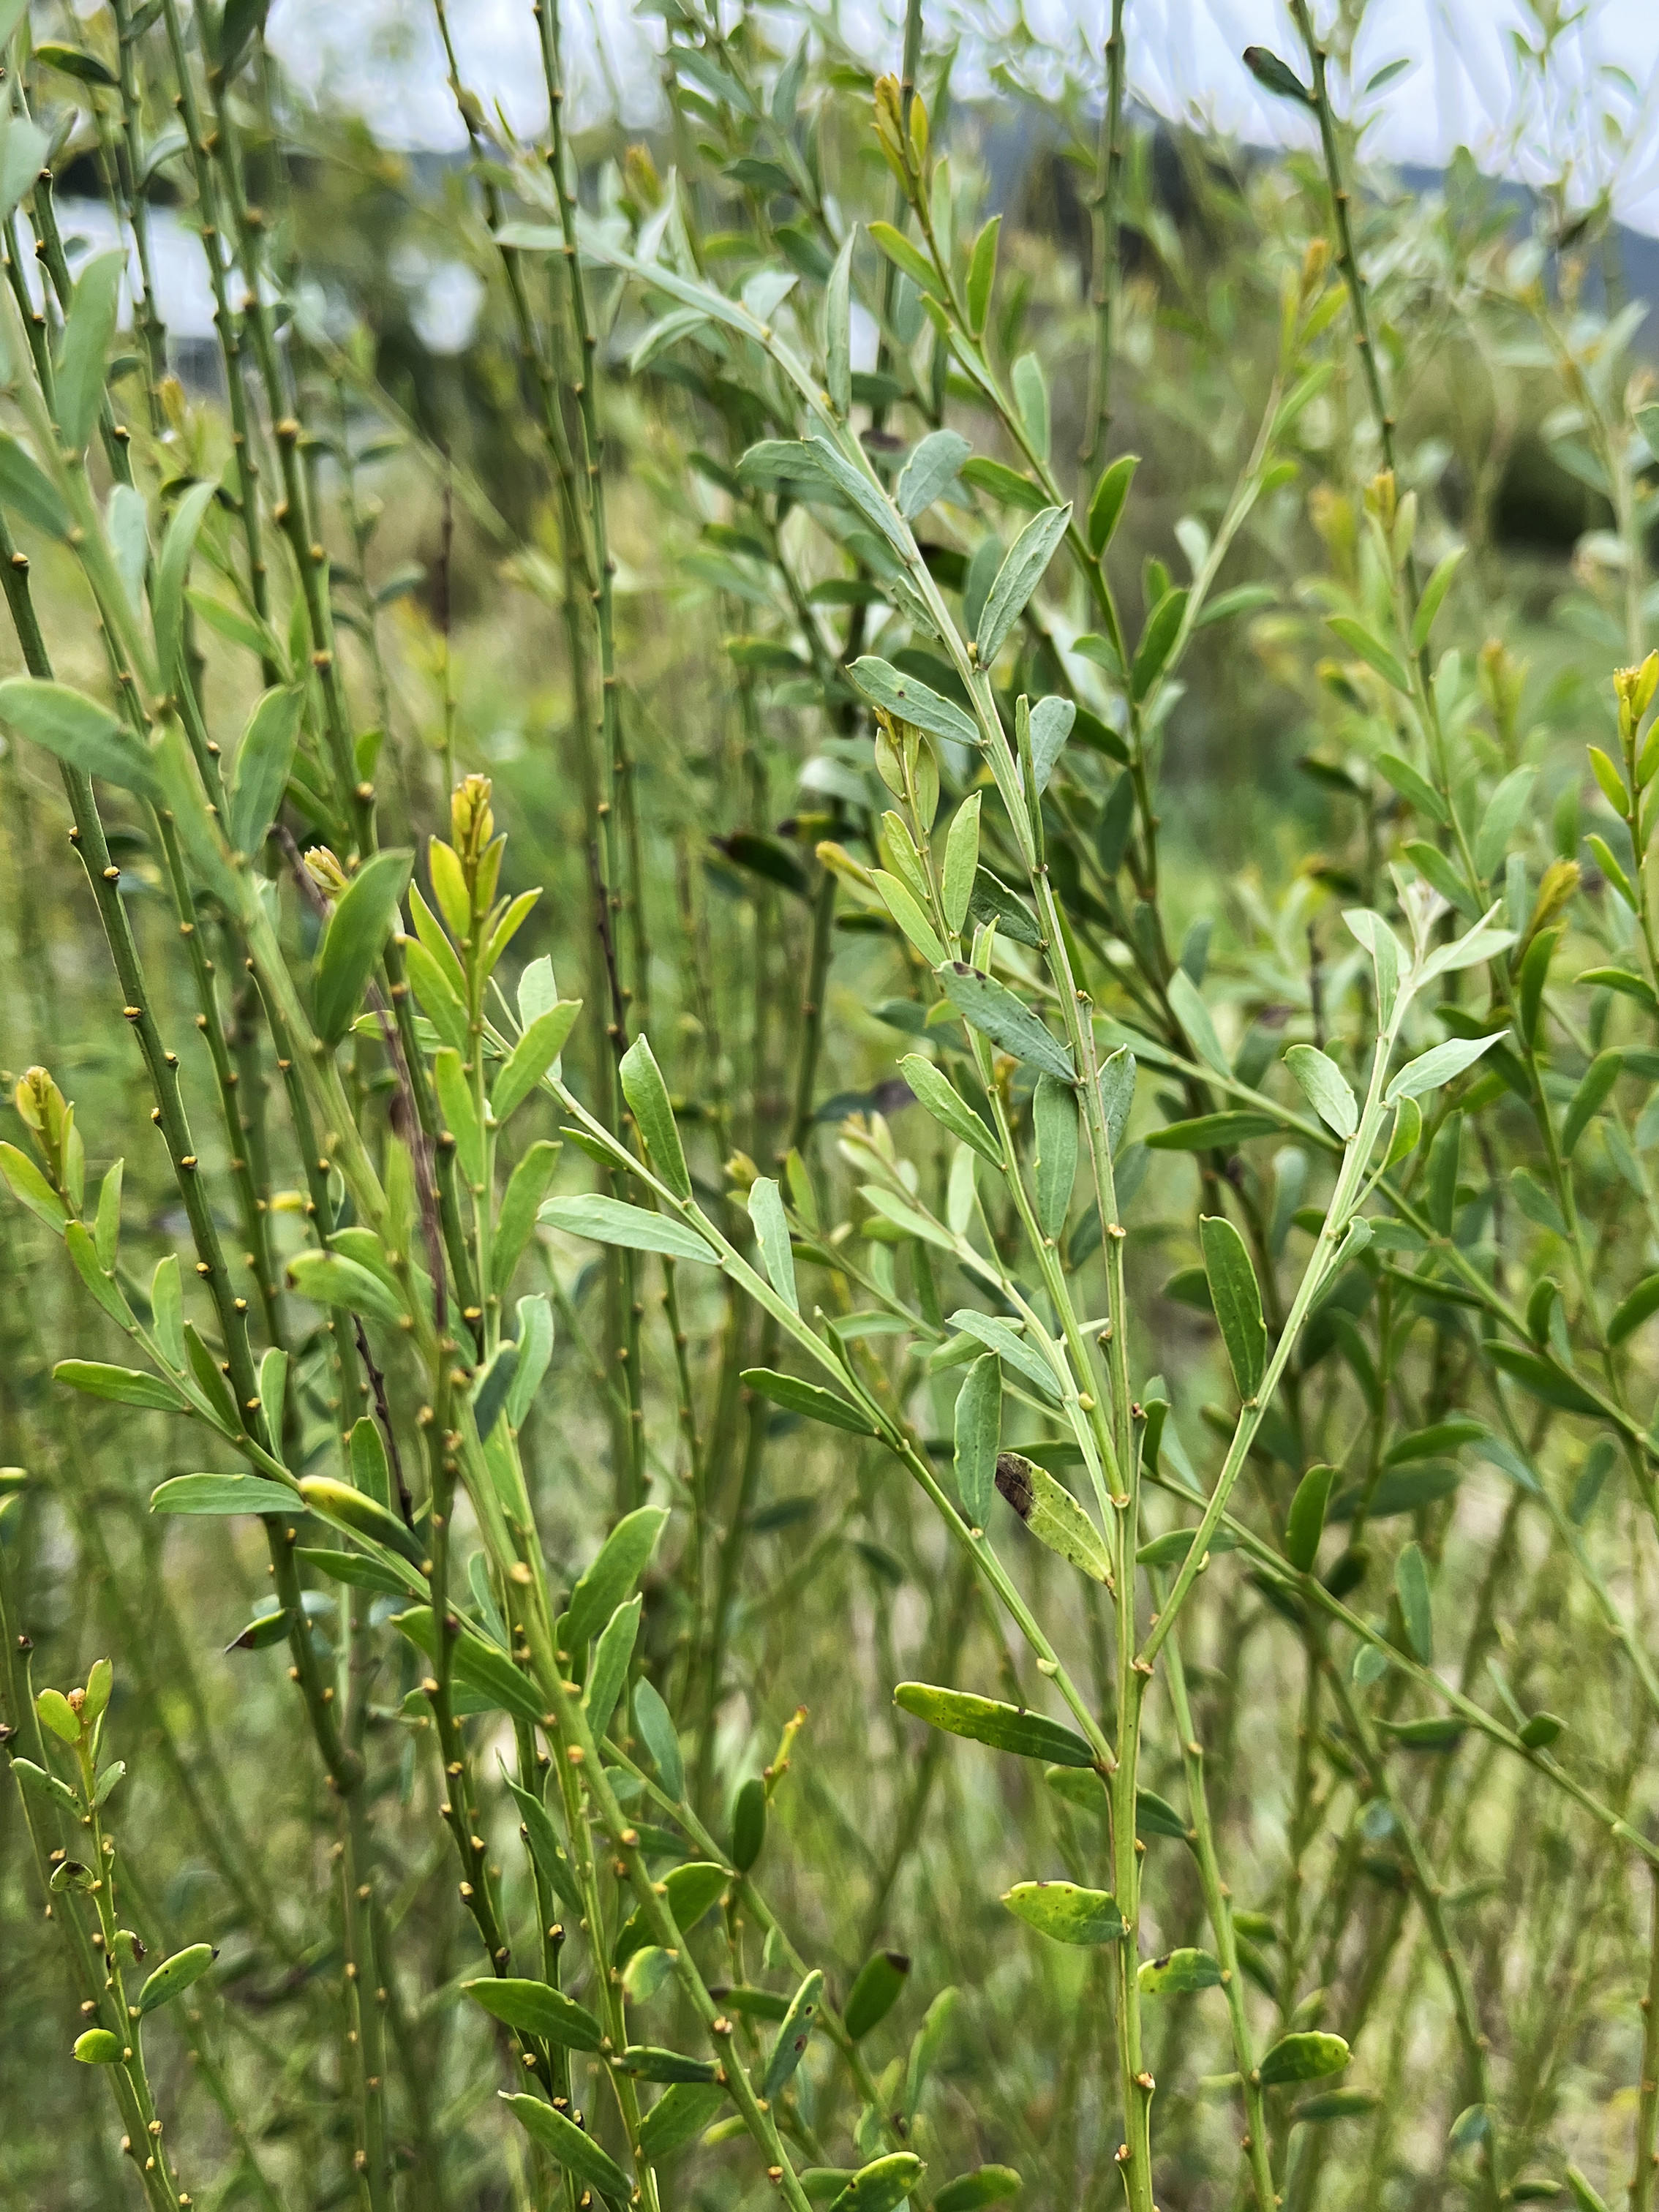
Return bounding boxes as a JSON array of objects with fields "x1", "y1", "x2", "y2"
[{"x1": 2, "y1": 2, "x2": 1659, "y2": 2209}]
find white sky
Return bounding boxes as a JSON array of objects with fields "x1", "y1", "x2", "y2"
[{"x1": 266, "y1": 0, "x2": 1659, "y2": 233}]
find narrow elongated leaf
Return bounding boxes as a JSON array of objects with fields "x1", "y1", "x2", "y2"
[
  {"x1": 493, "y1": 1004, "x2": 581, "y2": 1119},
  {"x1": 953, "y1": 1355, "x2": 1001, "y2": 1526},
  {"x1": 0, "y1": 432, "x2": 68, "y2": 538},
  {"x1": 568, "y1": 1505, "x2": 669, "y2": 1650},
  {"x1": 1284, "y1": 1464, "x2": 1336, "y2": 1572},
  {"x1": 500, "y1": 2094, "x2": 631, "y2": 2201},
  {"x1": 993, "y1": 1454, "x2": 1110, "y2": 1583},
  {"x1": 1199, "y1": 1214, "x2": 1266, "y2": 1399},
  {"x1": 1385, "y1": 1031, "x2": 1505, "y2": 1104},
  {"x1": 393, "y1": 1607, "x2": 543, "y2": 1720},
  {"x1": 844, "y1": 1951, "x2": 911, "y2": 2039},
  {"x1": 894, "y1": 1682, "x2": 1094, "y2": 1767},
  {"x1": 287, "y1": 1250, "x2": 405, "y2": 1327},
  {"x1": 899, "y1": 1055, "x2": 1001, "y2": 1166},
  {"x1": 1410, "y1": 546, "x2": 1464, "y2": 651},
  {"x1": 874, "y1": 870, "x2": 947, "y2": 964},
  {"x1": 825, "y1": 229, "x2": 853, "y2": 417},
  {"x1": 831, "y1": 2153, "x2": 925, "y2": 2212},
  {"x1": 762, "y1": 1969, "x2": 824, "y2": 2098},
  {"x1": 0, "y1": 1143, "x2": 68, "y2": 1232},
  {"x1": 1087, "y1": 454, "x2": 1138, "y2": 554},
  {"x1": 1132, "y1": 589, "x2": 1189, "y2": 700},
  {"x1": 620, "y1": 1032, "x2": 691, "y2": 1198},
  {"x1": 1284, "y1": 1045, "x2": 1357, "y2": 1140},
  {"x1": 748, "y1": 1177, "x2": 797, "y2": 1312},
  {"x1": 1167, "y1": 968, "x2": 1230, "y2": 1075},
  {"x1": 56, "y1": 1361, "x2": 185, "y2": 1412},
  {"x1": 1609, "y1": 1272, "x2": 1659, "y2": 1346},
  {"x1": 638, "y1": 2082, "x2": 726, "y2": 2156},
  {"x1": 298, "y1": 1476, "x2": 425, "y2": 1566},
  {"x1": 896, "y1": 429, "x2": 970, "y2": 520},
  {"x1": 634, "y1": 1676, "x2": 685, "y2": 1799},
  {"x1": 1326, "y1": 614, "x2": 1409, "y2": 693},
  {"x1": 976, "y1": 505, "x2": 1069, "y2": 667},
  {"x1": 541, "y1": 1193, "x2": 715, "y2": 1264},
  {"x1": 585, "y1": 1593, "x2": 640, "y2": 1742},
  {"x1": 1002, "y1": 1880, "x2": 1124, "y2": 1944},
  {"x1": 1394, "y1": 1540, "x2": 1433, "y2": 1662},
  {"x1": 56, "y1": 249, "x2": 125, "y2": 454},
  {"x1": 150, "y1": 1473, "x2": 299, "y2": 1516},
  {"x1": 313, "y1": 850, "x2": 413, "y2": 1045},
  {"x1": 1032, "y1": 1073, "x2": 1078, "y2": 1236},
  {"x1": 850, "y1": 657, "x2": 980, "y2": 750},
  {"x1": 867, "y1": 219, "x2": 946, "y2": 300},
  {"x1": 465, "y1": 1979, "x2": 602, "y2": 2050},
  {"x1": 1028, "y1": 696, "x2": 1075, "y2": 793},
  {"x1": 229, "y1": 686, "x2": 303, "y2": 854},
  {"x1": 937, "y1": 962, "x2": 1074, "y2": 1083},
  {"x1": 743, "y1": 1366, "x2": 875, "y2": 1434},
  {"x1": 0, "y1": 680, "x2": 162, "y2": 803}
]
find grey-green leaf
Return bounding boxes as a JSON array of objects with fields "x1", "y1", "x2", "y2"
[
  {"x1": 748, "y1": 1176, "x2": 797, "y2": 1312},
  {"x1": 312, "y1": 849, "x2": 413, "y2": 1045},
  {"x1": 55, "y1": 249, "x2": 126, "y2": 454},
  {"x1": 1394, "y1": 1540, "x2": 1433, "y2": 1663},
  {"x1": 1284, "y1": 1045, "x2": 1357, "y2": 1140},
  {"x1": 762, "y1": 1968, "x2": 824, "y2": 2099},
  {"x1": 620, "y1": 1032, "x2": 691, "y2": 1199},
  {"x1": 467, "y1": 1978, "x2": 602, "y2": 2051},
  {"x1": 993, "y1": 1453, "x2": 1111, "y2": 1584},
  {"x1": 937, "y1": 962, "x2": 1074, "y2": 1083},
  {"x1": 567, "y1": 1505, "x2": 668, "y2": 1649},
  {"x1": 1033, "y1": 1073, "x2": 1078, "y2": 1237},
  {"x1": 850, "y1": 656, "x2": 981, "y2": 750},
  {"x1": 896, "y1": 429, "x2": 970, "y2": 520},
  {"x1": 952, "y1": 1355, "x2": 1001, "y2": 1526},
  {"x1": 1199, "y1": 1214, "x2": 1266, "y2": 1400},
  {"x1": 894, "y1": 1682, "x2": 1094, "y2": 1767},
  {"x1": 0, "y1": 679, "x2": 162, "y2": 803},
  {"x1": 976, "y1": 505, "x2": 1069, "y2": 667},
  {"x1": 228, "y1": 686, "x2": 303, "y2": 854},
  {"x1": 633, "y1": 1676, "x2": 685, "y2": 1799},
  {"x1": 541, "y1": 1193, "x2": 715, "y2": 1265},
  {"x1": 500, "y1": 2094, "x2": 631, "y2": 2201}
]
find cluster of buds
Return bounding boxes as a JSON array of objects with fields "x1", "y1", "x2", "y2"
[
  {"x1": 1614, "y1": 650, "x2": 1659, "y2": 748},
  {"x1": 304, "y1": 843, "x2": 350, "y2": 900},
  {"x1": 451, "y1": 774, "x2": 497, "y2": 890},
  {"x1": 14, "y1": 1065, "x2": 82, "y2": 1212},
  {"x1": 873, "y1": 72, "x2": 928, "y2": 192},
  {"x1": 1363, "y1": 468, "x2": 1415, "y2": 574}
]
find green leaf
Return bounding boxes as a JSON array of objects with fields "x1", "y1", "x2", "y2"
[
  {"x1": 1144, "y1": 1110, "x2": 1291, "y2": 1152},
  {"x1": 941, "y1": 794, "x2": 981, "y2": 936},
  {"x1": 748, "y1": 1176, "x2": 797, "y2": 1312},
  {"x1": 743, "y1": 1366, "x2": 875, "y2": 1435},
  {"x1": 1562, "y1": 1049, "x2": 1622, "y2": 1156},
  {"x1": 500, "y1": 2094, "x2": 631, "y2": 2202},
  {"x1": 296, "y1": 1547, "x2": 410, "y2": 1597},
  {"x1": 1486, "y1": 1343, "x2": 1602, "y2": 1418},
  {"x1": 1087, "y1": 454, "x2": 1138, "y2": 556},
  {"x1": 540, "y1": 1193, "x2": 715, "y2": 1265},
  {"x1": 1010, "y1": 352, "x2": 1050, "y2": 462},
  {"x1": 894, "y1": 1682, "x2": 1094, "y2": 1767},
  {"x1": 960, "y1": 457, "x2": 1050, "y2": 515},
  {"x1": 1325, "y1": 613, "x2": 1410, "y2": 692},
  {"x1": 0, "y1": 679, "x2": 162, "y2": 803},
  {"x1": 137, "y1": 1943, "x2": 216, "y2": 2014},
  {"x1": 1410, "y1": 546, "x2": 1464, "y2": 651},
  {"x1": 899, "y1": 1055, "x2": 1001, "y2": 1167},
  {"x1": 55, "y1": 249, "x2": 126, "y2": 453},
  {"x1": 873, "y1": 870, "x2": 947, "y2": 965},
  {"x1": 55, "y1": 1360, "x2": 185, "y2": 1412},
  {"x1": 1385, "y1": 1031, "x2": 1505, "y2": 1104},
  {"x1": 394, "y1": 1606, "x2": 543, "y2": 1720},
  {"x1": 1199, "y1": 1214, "x2": 1266, "y2": 1399},
  {"x1": 1284, "y1": 1046, "x2": 1357, "y2": 1140},
  {"x1": 896, "y1": 429, "x2": 971, "y2": 521},
  {"x1": 298, "y1": 1476, "x2": 425, "y2": 1567},
  {"x1": 37, "y1": 40, "x2": 119, "y2": 86},
  {"x1": 637, "y1": 2081, "x2": 725, "y2": 2156},
  {"x1": 844, "y1": 1950, "x2": 911, "y2": 2039},
  {"x1": 831, "y1": 2153, "x2": 925, "y2": 2212},
  {"x1": 495, "y1": 1143, "x2": 561, "y2": 1297},
  {"x1": 1293, "y1": 2088, "x2": 1380, "y2": 2123},
  {"x1": 65, "y1": 1220, "x2": 132, "y2": 1328},
  {"x1": 225, "y1": 1608, "x2": 292, "y2": 1650},
  {"x1": 1372, "y1": 750, "x2": 1448, "y2": 825},
  {"x1": 153, "y1": 479, "x2": 220, "y2": 696},
  {"x1": 849, "y1": 656, "x2": 980, "y2": 750},
  {"x1": 228, "y1": 686, "x2": 303, "y2": 854},
  {"x1": 1258, "y1": 2031, "x2": 1351, "y2": 2086},
  {"x1": 762, "y1": 1968, "x2": 824, "y2": 2099},
  {"x1": 1284, "y1": 1464, "x2": 1336, "y2": 1572},
  {"x1": 0, "y1": 1142, "x2": 68, "y2": 1233},
  {"x1": 966, "y1": 214, "x2": 1001, "y2": 334},
  {"x1": 287, "y1": 1249, "x2": 406, "y2": 1328},
  {"x1": 568, "y1": 1504, "x2": 669, "y2": 1650},
  {"x1": 825, "y1": 229, "x2": 853, "y2": 418},
  {"x1": 993, "y1": 1453, "x2": 1111, "y2": 1584},
  {"x1": 867, "y1": 219, "x2": 946, "y2": 300},
  {"x1": 633, "y1": 1677, "x2": 685, "y2": 1799},
  {"x1": 491, "y1": 1000, "x2": 582, "y2": 1121},
  {"x1": 1002, "y1": 1880, "x2": 1124, "y2": 1944},
  {"x1": 945, "y1": 1309, "x2": 1061, "y2": 1401},
  {"x1": 937, "y1": 962, "x2": 1074, "y2": 1084},
  {"x1": 1138, "y1": 1946, "x2": 1223, "y2": 1994},
  {"x1": 977, "y1": 504, "x2": 1069, "y2": 667},
  {"x1": 1609, "y1": 1272, "x2": 1659, "y2": 1346},
  {"x1": 952, "y1": 1355, "x2": 1001, "y2": 1527},
  {"x1": 313, "y1": 850, "x2": 413, "y2": 1045},
  {"x1": 934, "y1": 2171, "x2": 1021, "y2": 2212},
  {"x1": 149, "y1": 1473, "x2": 299, "y2": 1516},
  {"x1": 620, "y1": 1032, "x2": 691, "y2": 1198},
  {"x1": 1132, "y1": 589, "x2": 1189, "y2": 701},
  {"x1": 1394, "y1": 1540, "x2": 1432, "y2": 1663},
  {"x1": 0, "y1": 432, "x2": 69, "y2": 538},
  {"x1": 464, "y1": 1978, "x2": 602, "y2": 2050},
  {"x1": 619, "y1": 2045, "x2": 719, "y2": 2083},
  {"x1": 1167, "y1": 968, "x2": 1230, "y2": 1075},
  {"x1": 72, "y1": 2028, "x2": 122, "y2": 2065},
  {"x1": 1032, "y1": 1073, "x2": 1077, "y2": 1236},
  {"x1": 93, "y1": 1160, "x2": 121, "y2": 1272},
  {"x1": 731, "y1": 1774, "x2": 766, "y2": 1872},
  {"x1": 584, "y1": 1593, "x2": 640, "y2": 1742}
]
